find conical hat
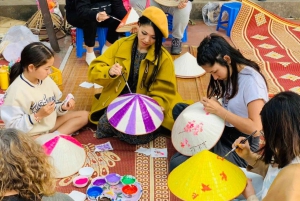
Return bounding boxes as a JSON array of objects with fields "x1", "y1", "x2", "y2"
[
  {"x1": 107, "y1": 93, "x2": 164, "y2": 135},
  {"x1": 154, "y1": 0, "x2": 184, "y2": 7},
  {"x1": 174, "y1": 52, "x2": 206, "y2": 78},
  {"x1": 35, "y1": 133, "x2": 86, "y2": 178},
  {"x1": 171, "y1": 102, "x2": 224, "y2": 156},
  {"x1": 168, "y1": 150, "x2": 247, "y2": 201},
  {"x1": 116, "y1": 7, "x2": 139, "y2": 32}
]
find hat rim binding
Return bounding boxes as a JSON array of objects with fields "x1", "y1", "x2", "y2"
[
  {"x1": 168, "y1": 150, "x2": 247, "y2": 201},
  {"x1": 171, "y1": 102, "x2": 225, "y2": 156},
  {"x1": 107, "y1": 93, "x2": 164, "y2": 136},
  {"x1": 35, "y1": 133, "x2": 86, "y2": 178}
]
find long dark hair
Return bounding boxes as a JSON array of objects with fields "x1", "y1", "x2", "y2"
[
  {"x1": 197, "y1": 33, "x2": 267, "y2": 99},
  {"x1": 9, "y1": 42, "x2": 54, "y2": 84},
  {"x1": 259, "y1": 91, "x2": 300, "y2": 168},
  {"x1": 129, "y1": 16, "x2": 163, "y2": 91}
]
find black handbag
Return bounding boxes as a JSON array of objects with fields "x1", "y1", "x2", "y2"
[{"x1": 91, "y1": 1, "x2": 112, "y2": 14}]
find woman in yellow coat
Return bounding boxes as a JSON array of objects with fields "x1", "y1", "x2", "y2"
[{"x1": 88, "y1": 6, "x2": 191, "y2": 144}]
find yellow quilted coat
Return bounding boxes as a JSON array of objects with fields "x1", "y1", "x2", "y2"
[{"x1": 88, "y1": 34, "x2": 193, "y2": 130}]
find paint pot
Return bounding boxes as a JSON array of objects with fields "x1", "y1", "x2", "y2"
[
  {"x1": 79, "y1": 167, "x2": 94, "y2": 177},
  {"x1": 91, "y1": 176, "x2": 106, "y2": 187},
  {"x1": 122, "y1": 184, "x2": 138, "y2": 198},
  {"x1": 73, "y1": 175, "x2": 89, "y2": 188},
  {"x1": 105, "y1": 173, "x2": 121, "y2": 185},
  {"x1": 86, "y1": 186, "x2": 103, "y2": 200},
  {"x1": 121, "y1": 175, "x2": 136, "y2": 185}
]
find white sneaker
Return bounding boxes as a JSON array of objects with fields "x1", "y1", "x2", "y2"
[{"x1": 86, "y1": 52, "x2": 96, "y2": 65}]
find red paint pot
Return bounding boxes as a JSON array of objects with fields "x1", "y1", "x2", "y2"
[{"x1": 122, "y1": 184, "x2": 138, "y2": 197}]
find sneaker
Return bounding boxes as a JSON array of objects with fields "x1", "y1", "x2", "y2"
[{"x1": 171, "y1": 38, "x2": 182, "y2": 55}]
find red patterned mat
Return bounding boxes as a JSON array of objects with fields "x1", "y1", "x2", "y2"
[
  {"x1": 56, "y1": 128, "x2": 181, "y2": 201},
  {"x1": 231, "y1": 0, "x2": 300, "y2": 95}
]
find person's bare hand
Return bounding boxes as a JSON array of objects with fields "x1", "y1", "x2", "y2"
[
  {"x1": 97, "y1": 11, "x2": 109, "y2": 22},
  {"x1": 130, "y1": 24, "x2": 139, "y2": 34},
  {"x1": 178, "y1": 0, "x2": 188, "y2": 9},
  {"x1": 242, "y1": 179, "x2": 256, "y2": 199},
  {"x1": 61, "y1": 99, "x2": 75, "y2": 111},
  {"x1": 37, "y1": 101, "x2": 55, "y2": 118},
  {"x1": 109, "y1": 63, "x2": 123, "y2": 76},
  {"x1": 200, "y1": 97, "x2": 222, "y2": 114},
  {"x1": 232, "y1": 136, "x2": 251, "y2": 159}
]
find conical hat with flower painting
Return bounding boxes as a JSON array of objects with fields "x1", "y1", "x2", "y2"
[
  {"x1": 171, "y1": 102, "x2": 225, "y2": 156},
  {"x1": 35, "y1": 133, "x2": 86, "y2": 178},
  {"x1": 116, "y1": 7, "x2": 139, "y2": 32},
  {"x1": 168, "y1": 150, "x2": 247, "y2": 201}
]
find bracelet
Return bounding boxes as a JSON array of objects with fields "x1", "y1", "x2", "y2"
[
  {"x1": 34, "y1": 113, "x2": 41, "y2": 123},
  {"x1": 224, "y1": 110, "x2": 229, "y2": 121}
]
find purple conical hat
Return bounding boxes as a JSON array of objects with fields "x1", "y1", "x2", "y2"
[{"x1": 107, "y1": 93, "x2": 164, "y2": 135}]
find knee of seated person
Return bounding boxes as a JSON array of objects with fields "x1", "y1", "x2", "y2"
[{"x1": 172, "y1": 103, "x2": 189, "y2": 120}]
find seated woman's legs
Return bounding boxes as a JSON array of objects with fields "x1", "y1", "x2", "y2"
[
  {"x1": 96, "y1": 110, "x2": 161, "y2": 144},
  {"x1": 50, "y1": 111, "x2": 89, "y2": 134}
]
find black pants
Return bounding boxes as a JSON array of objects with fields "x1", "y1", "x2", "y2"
[{"x1": 66, "y1": 4, "x2": 126, "y2": 46}]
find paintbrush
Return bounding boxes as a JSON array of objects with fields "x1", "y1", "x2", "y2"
[
  {"x1": 108, "y1": 15, "x2": 121, "y2": 22},
  {"x1": 121, "y1": 72, "x2": 132, "y2": 94},
  {"x1": 223, "y1": 130, "x2": 257, "y2": 158}
]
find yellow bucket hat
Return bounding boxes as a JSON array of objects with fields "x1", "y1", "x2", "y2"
[
  {"x1": 168, "y1": 150, "x2": 247, "y2": 201},
  {"x1": 142, "y1": 6, "x2": 169, "y2": 38}
]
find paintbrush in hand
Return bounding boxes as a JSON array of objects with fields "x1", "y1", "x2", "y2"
[
  {"x1": 223, "y1": 130, "x2": 257, "y2": 158},
  {"x1": 121, "y1": 72, "x2": 132, "y2": 94}
]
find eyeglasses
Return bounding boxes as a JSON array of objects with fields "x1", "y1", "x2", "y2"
[{"x1": 260, "y1": 130, "x2": 264, "y2": 137}]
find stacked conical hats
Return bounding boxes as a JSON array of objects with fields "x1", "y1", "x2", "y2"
[
  {"x1": 171, "y1": 102, "x2": 224, "y2": 156},
  {"x1": 35, "y1": 133, "x2": 86, "y2": 178},
  {"x1": 168, "y1": 150, "x2": 247, "y2": 201},
  {"x1": 107, "y1": 93, "x2": 164, "y2": 135},
  {"x1": 174, "y1": 52, "x2": 206, "y2": 78},
  {"x1": 116, "y1": 7, "x2": 139, "y2": 32}
]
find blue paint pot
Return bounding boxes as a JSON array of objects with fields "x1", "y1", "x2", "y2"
[{"x1": 86, "y1": 186, "x2": 103, "y2": 200}]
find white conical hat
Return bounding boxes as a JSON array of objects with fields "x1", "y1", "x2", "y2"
[
  {"x1": 116, "y1": 7, "x2": 139, "y2": 32},
  {"x1": 107, "y1": 93, "x2": 164, "y2": 135},
  {"x1": 154, "y1": 0, "x2": 184, "y2": 7},
  {"x1": 174, "y1": 52, "x2": 206, "y2": 78},
  {"x1": 35, "y1": 133, "x2": 86, "y2": 178},
  {"x1": 171, "y1": 102, "x2": 225, "y2": 156}
]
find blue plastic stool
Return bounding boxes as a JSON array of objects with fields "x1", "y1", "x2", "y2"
[
  {"x1": 163, "y1": 14, "x2": 188, "y2": 42},
  {"x1": 75, "y1": 27, "x2": 108, "y2": 58},
  {"x1": 216, "y1": 2, "x2": 241, "y2": 37}
]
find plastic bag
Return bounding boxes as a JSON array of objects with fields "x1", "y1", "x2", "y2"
[{"x1": 202, "y1": 2, "x2": 226, "y2": 26}]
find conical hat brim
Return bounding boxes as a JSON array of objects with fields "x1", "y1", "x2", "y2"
[
  {"x1": 172, "y1": 102, "x2": 224, "y2": 156},
  {"x1": 107, "y1": 93, "x2": 164, "y2": 135},
  {"x1": 116, "y1": 7, "x2": 139, "y2": 32},
  {"x1": 154, "y1": 0, "x2": 182, "y2": 7},
  {"x1": 35, "y1": 133, "x2": 86, "y2": 178},
  {"x1": 174, "y1": 52, "x2": 206, "y2": 78},
  {"x1": 168, "y1": 150, "x2": 247, "y2": 201}
]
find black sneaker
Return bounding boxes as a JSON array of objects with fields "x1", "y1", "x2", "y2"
[{"x1": 171, "y1": 38, "x2": 182, "y2": 55}]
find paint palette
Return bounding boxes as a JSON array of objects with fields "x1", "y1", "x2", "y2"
[{"x1": 87, "y1": 175, "x2": 142, "y2": 201}]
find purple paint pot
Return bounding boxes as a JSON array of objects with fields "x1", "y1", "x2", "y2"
[
  {"x1": 73, "y1": 175, "x2": 89, "y2": 188},
  {"x1": 86, "y1": 186, "x2": 103, "y2": 200},
  {"x1": 105, "y1": 173, "x2": 121, "y2": 185},
  {"x1": 91, "y1": 176, "x2": 106, "y2": 187}
]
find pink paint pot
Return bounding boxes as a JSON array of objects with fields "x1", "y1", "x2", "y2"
[
  {"x1": 91, "y1": 176, "x2": 106, "y2": 187},
  {"x1": 105, "y1": 173, "x2": 121, "y2": 185},
  {"x1": 122, "y1": 184, "x2": 138, "y2": 198},
  {"x1": 73, "y1": 175, "x2": 89, "y2": 188}
]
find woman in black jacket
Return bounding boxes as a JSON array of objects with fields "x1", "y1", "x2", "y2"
[{"x1": 65, "y1": 0, "x2": 127, "y2": 65}]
